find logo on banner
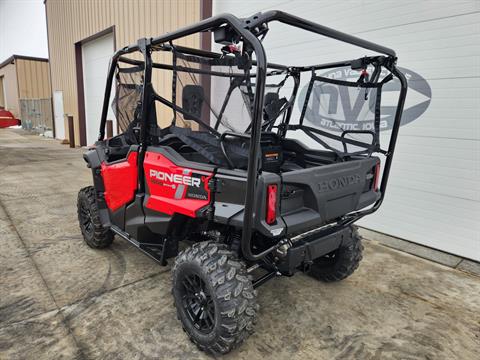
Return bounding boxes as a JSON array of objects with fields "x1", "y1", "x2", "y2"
[{"x1": 297, "y1": 67, "x2": 431, "y2": 131}]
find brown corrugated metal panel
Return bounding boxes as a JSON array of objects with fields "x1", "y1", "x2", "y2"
[
  {"x1": 16, "y1": 59, "x2": 52, "y2": 99},
  {"x1": 46, "y1": 0, "x2": 201, "y2": 144},
  {"x1": 0, "y1": 62, "x2": 20, "y2": 118}
]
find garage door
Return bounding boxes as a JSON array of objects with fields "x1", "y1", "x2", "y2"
[
  {"x1": 213, "y1": 1, "x2": 480, "y2": 261},
  {"x1": 82, "y1": 32, "x2": 116, "y2": 145}
]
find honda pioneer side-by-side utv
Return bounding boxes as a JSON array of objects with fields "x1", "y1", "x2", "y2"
[{"x1": 77, "y1": 11, "x2": 406, "y2": 355}]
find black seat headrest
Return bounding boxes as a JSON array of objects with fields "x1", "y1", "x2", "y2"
[
  {"x1": 182, "y1": 85, "x2": 204, "y2": 120},
  {"x1": 264, "y1": 92, "x2": 288, "y2": 122}
]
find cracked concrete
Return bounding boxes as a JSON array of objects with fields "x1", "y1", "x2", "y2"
[{"x1": 1, "y1": 128, "x2": 479, "y2": 359}]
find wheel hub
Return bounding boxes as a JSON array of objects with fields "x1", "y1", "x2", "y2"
[
  {"x1": 180, "y1": 273, "x2": 215, "y2": 333},
  {"x1": 80, "y1": 202, "x2": 94, "y2": 237},
  {"x1": 195, "y1": 291, "x2": 207, "y2": 305}
]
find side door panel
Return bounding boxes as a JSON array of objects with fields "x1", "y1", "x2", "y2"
[{"x1": 100, "y1": 150, "x2": 138, "y2": 212}]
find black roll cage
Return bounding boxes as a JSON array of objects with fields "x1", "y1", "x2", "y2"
[{"x1": 98, "y1": 11, "x2": 407, "y2": 262}]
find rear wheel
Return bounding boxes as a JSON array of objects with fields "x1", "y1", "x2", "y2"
[
  {"x1": 77, "y1": 186, "x2": 113, "y2": 249},
  {"x1": 172, "y1": 241, "x2": 257, "y2": 355},
  {"x1": 308, "y1": 226, "x2": 363, "y2": 282}
]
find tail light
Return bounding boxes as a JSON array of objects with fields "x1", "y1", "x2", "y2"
[
  {"x1": 373, "y1": 161, "x2": 380, "y2": 191},
  {"x1": 266, "y1": 184, "x2": 278, "y2": 225}
]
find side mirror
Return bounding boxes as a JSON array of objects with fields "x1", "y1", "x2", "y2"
[{"x1": 182, "y1": 85, "x2": 204, "y2": 120}]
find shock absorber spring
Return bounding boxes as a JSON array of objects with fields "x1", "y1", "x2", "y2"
[{"x1": 230, "y1": 231, "x2": 242, "y2": 255}]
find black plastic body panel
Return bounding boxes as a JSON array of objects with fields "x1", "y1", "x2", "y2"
[
  {"x1": 110, "y1": 206, "x2": 125, "y2": 229},
  {"x1": 214, "y1": 170, "x2": 286, "y2": 238},
  {"x1": 125, "y1": 195, "x2": 147, "y2": 239},
  {"x1": 83, "y1": 148, "x2": 111, "y2": 227},
  {"x1": 280, "y1": 157, "x2": 380, "y2": 235},
  {"x1": 144, "y1": 206, "x2": 172, "y2": 235},
  {"x1": 278, "y1": 225, "x2": 353, "y2": 275},
  {"x1": 213, "y1": 156, "x2": 379, "y2": 238}
]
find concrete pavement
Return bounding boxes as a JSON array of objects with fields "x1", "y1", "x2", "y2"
[{"x1": 1, "y1": 128, "x2": 479, "y2": 359}]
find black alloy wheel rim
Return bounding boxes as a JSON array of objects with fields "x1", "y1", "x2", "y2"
[
  {"x1": 80, "y1": 201, "x2": 94, "y2": 238},
  {"x1": 180, "y1": 272, "x2": 215, "y2": 333}
]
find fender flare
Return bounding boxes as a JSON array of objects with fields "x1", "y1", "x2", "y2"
[{"x1": 83, "y1": 149, "x2": 102, "y2": 169}]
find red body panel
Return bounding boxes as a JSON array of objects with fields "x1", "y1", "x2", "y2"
[
  {"x1": 143, "y1": 151, "x2": 212, "y2": 218},
  {"x1": 101, "y1": 151, "x2": 138, "y2": 211},
  {"x1": 0, "y1": 109, "x2": 21, "y2": 128}
]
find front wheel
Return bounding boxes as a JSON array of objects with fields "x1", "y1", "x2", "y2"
[
  {"x1": 77, "y1": 186, "x2": 113, "y2": 249},
  {"x1": 172, "y1": 241, "x2": 258, "y2": 355},
  {"x1": 307, "y1": 226, "x2": 363, "y2": 282}
]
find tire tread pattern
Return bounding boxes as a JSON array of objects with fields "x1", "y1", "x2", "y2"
[
  {"x1": 308, "y1": 226, "x2": 363, "y2": 282},
  {"x1": 172, "y1": 241, "x2": 258, "y2": 355},
  {"x1": 77, "y1": 186, "x2": 113, "y2": 249}
]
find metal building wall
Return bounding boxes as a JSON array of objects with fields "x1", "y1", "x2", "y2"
[
  {"x1": 0, "y1": 62, "x2": 20, "y2": 118},
  {"x1": 45, "y1": 0, "x2": 202, "y2": 144},
  {"x1": 15, "y1": 59, "x2": 52, "y2": 99},
  {"x1": 0, "y1": 57, "x2": 52, "y2": 121},
  {"x1": 16, "y1": 58, "x2": 54, "y2": 132}
]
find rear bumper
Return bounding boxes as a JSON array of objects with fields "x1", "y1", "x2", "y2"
[{"x1": 278, "y1": 225, "x2": 353, "y2": 275}]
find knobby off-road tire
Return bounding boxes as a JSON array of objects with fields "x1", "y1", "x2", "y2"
[
  {"x1": 172, "y1": 241, "x2": 258, "y2": 355},
  {"x1": 77, "y1": 186, "x2": 113, "y2": 249},
  {"x1": 308, "y1": 226, "x2": 363, "y2": 282}
]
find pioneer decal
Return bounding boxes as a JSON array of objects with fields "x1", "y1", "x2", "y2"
[
  {"x1": 149, "y1": 169, "x2": 201, "y2": 188},
  {"x1": 143, "y1": 151, "x2": 212, "y2": 217},
  {"x1": 318, "y1": 174, "x2": 361, "y2": 192}
]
